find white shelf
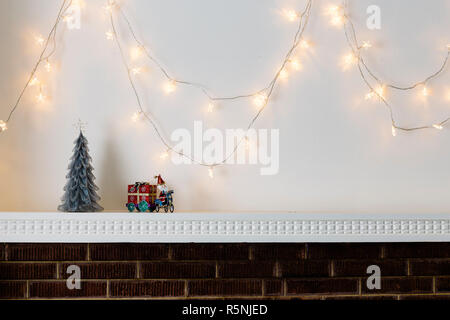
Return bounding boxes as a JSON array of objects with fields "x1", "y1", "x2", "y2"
[{"x1": 0, "y1": 212, "x2": 449, "y2": 243}]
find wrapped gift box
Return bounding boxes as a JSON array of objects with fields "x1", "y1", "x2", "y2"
[{"x1": 127, "y1": 182, "x2": 158, "y2": 205}]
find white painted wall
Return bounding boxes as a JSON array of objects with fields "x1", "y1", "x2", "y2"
[{"x1": 1, "y1": 0, "x2": 450, "y2": 213}]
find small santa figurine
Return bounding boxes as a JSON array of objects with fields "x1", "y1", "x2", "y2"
[{"x1": 155, "y1": 175, "x2": 168, "y2": 192}]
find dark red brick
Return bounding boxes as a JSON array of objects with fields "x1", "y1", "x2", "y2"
[
  {"x1": 60, "y1": 263, "x2": 136, "y2": 279},
  {"x1": 0, "y1": 281, "x2": 26, "y2": 299},
  {"x1": 29, "y1": 281, "x2": 106, "y2": 298},
  {"x1": 0, "y1": 244, "x2": 5, "y2": 260},
  {"x1": 385, "y1": 243, "x2": 450, "y2": 258},
  {"x1": 90, "y1": 244, "x2": 168, "y2": 261},
  {"x1": 0, "y1": 263, "x2": 56, "y2": 280},
  {"x1": 218, "y1": 262, "x2": 275, "y2": 278},
  {"x1": 141, "y1": 262, "x2": 215, "y2": 279},
  {"x1": 287, "y1": 279, "x2": 358, "y2": 295},
  {"x1": 308, "y1": 244, "x2": 381, "y2": 259},
  {"x1": 410, "y1": 260, "x2": 450, "y2": 276},
  {"x1": 110, "y1": 280, "x2": 184, "y2": 297},
  {"x1": 279, "y1": 261, "x2": 329, "y2": 278},
  {"x1": 171, "y1": 244, "x2": 249, "y2": 261},
  {"x1": 253, "y1": 244, "x2": 305, "y2": 260},
  {"x1": 8, "y1": 244, "x2": 87, "y2": 261},
  {"x1": 334, "y1": 260, "x2": 407, "y2": 277},
  {"x1": 436, "y1": 277, "x2": 450, "y2": 292},
  {"x1": 189, "y1": 280, "x2": 262, "y2": 297},
  {"x1": 324, "y1": 295, "x2": 398, "y2": 300},
  {"x1": 400, "y1": 294, "x2": 450, "y2": 300},
  {"x1": 362, "y1": 277, "x2": 433, "y2": 294},
  {"x1": 264, "y1": 280, "x2": 283, "y2": 296}
]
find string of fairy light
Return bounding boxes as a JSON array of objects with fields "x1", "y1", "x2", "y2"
[
  {"x1": 0, "y1": 0, "x2": 449, "y2": 178},
  {"x1": 328, "y1": 0, "x2": 450, "y2": 136},
  {"x1": 106, "y1": 0, "x2": 312, "y2": 177}
]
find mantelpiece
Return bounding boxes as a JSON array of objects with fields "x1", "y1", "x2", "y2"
[{"x1": 1, "y1": 212, "x2": 449, "y2": 243}]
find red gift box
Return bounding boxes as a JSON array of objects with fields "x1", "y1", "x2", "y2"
[{"x1": 127, "y1": 183, "x2": 158, "y2": 205}]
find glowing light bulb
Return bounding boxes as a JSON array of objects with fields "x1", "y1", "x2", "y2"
[
  {"x1": 253, "y1": 93, "x2": 267, "y2": 109},
  {"x1": 365, "y1": 92, "x2": 375, "y2": 100},
  {"x1": 36, "y1": 92, "x2": 46, "y2": 103},
  {"x1": 160, "y1": 150, "x2": 169, "y2": 160},
  {"x1": 45, "y1": 60, "x2": 52, "y2": 72},
  {"x1": 447, "y1": 44, "x2": 450, "y2": 50},
  {"x1": 208, "y1": 167, "x2": 214, "y2": 179},
  {"x1": 300, "y1": 40, "x2": 311, "y2": 49},
  {"x1": 341, "y1": 52, "x2": 357, "y2": 70},
  {"x1": 164, "y1": 80, "x2": 176, "y2": 94},
  {"x1": 433, "y1": 124, "x2": 443, "y2": 130},
  {"x1": 106, "y1": 31, "x2": 114, "y2": 40},
  {"x1": 422, "y1": 86, "x2": 430, "y2": 97},
  {"x1": 103, "y1": 2, "x2": 115, "y2": 12},
  {"x1": 326, "y1": 5, "x2": 345, "y2": 27},
  {"x1": 130, "y1": 46, "x2": 144, "y2": 60},
  {"x1": 391, "y1": 126, "x2": 397, "y2": 137},
  {"x1": 362, "y1": 41, "x2": 372, "y2": 49},
  {"x1": 35, "y1": 35, "x2": 45, "y2": 46},
  {"x1": 131, "y1": 111, "x2": 142, "y2": 122},
  {"x1": 0, "y1": 120, "x2": 7, "y2": 132},
  {"x1": 279, "y1": 68, "x2": 289, "y2": 80},
  {"x1": 284, "y1": 10, "x2": 299, "y2": 22},
  {"x1": 131, "y1": 67, "x2": 142, "y2": 75},
  {"x1": 207, "y1": 103, "x2": 215, "y2": 113},
  {"x1": 289, "y1": 58, "x2": 302, "y2": 71},
  {"x1": 29, "y1": 77, "x2": 40, "y2": 86}
]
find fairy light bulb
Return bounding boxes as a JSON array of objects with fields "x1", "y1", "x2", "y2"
[
  {"x1": 422, "y1": 86, "x2": 430, "y2": 97},
  {"x1": 131, "y1": 111, "x2": 142, "y2": 122},
  {"x1": 433, "y1": 124, "x2": 443, "y2": 130},
  {"x1": 253, "y1": 93, "x2": 267, "y2": 109},
  {"x1": 35, "y1": 35, "x2": 45, "y2": 46},
  {"x1": 289, "y1": 58, "x2": 302, "y2": 71},
  {"x1": 279, "y1": 68, "x2": 289, "y2": 80},
  {"x1": 131, "y1": 67, "x2": 142, "y2": 75},
  {"x1": 327, "y1": 5, "x2": 344, "y2": 27},
  {"x1": 361, "y1": 41, "x2": 372, "y2": 49},
  {"x1": 208, "y1": 167, "x2": 214, "y2": 179},
  {"x1": 29, "y1": 77, "x2": 40, "y2": 86},
  {"x1": 45, "y1": 60, "x2": 52, "y2": 72},
  {"x1": 106, "y1": 31, "x2": 114, "y2": 40},
  {"x1": 284, "y1": 10, "x2": 299, "y2": 22},
  {"x1": 160, "y1": 150, "x2": 170, "y2": 160},
  {"x1": 36, "y1": 92, "x2": 46, "y2": 103},
  {"x1": 391, "y1": 126, "x2": 397, "y2": 137},
  {"x1": 366, "y1": 85, "x2": 385, "y2": 100},
  {"x1": 103, "y1": 1, "x2": 116, "y2": 12},
  {"x1": 207, "y1": 103, "x2": 215, "y2": 113},
  {"x1": 130, "y1": 46, "x2": 144, "y2": 60},
  {"x1": 0, "y1": 120, "x2": 7, "y2": 132},
  {"x1": 342, "y1": 52, "x2": 357, "y2": 70},
  {"x1": 164, "y1": 80, "x2": 176, "y2": 94},
  {"x1": 300, "y1": 40, "x2": 311, "y2": 49}
]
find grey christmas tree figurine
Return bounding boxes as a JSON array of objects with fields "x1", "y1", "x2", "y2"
[{"x1": 58, "y1": 130, "x2": 104, "y2": 212}]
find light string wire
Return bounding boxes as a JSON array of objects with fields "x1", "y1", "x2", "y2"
[
  {"x1": 342, "y1": 0, "x2": 450, "y2": 132},
  {"x1": 5, "y1": 0, "x2": 73, "y2": 123},
  {"x1": 108, "y1": 0, "x2": 313, "y2": 167}
]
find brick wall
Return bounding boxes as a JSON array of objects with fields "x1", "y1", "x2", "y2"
[{"x1": 0, "y1": 243, "x2": 449, "y2": 300}]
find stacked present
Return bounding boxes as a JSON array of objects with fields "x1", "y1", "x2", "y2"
[{"x1": 127, "y1": 182, "x2": 158, "y2": 207}]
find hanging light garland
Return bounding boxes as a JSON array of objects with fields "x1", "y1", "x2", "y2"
[
  {"x1": 333, "y1": 0, "x2": 450, "y2": 135},
  {"x1": 0, "y1": 0, "x2": 75, "y2": 132},
  {"x1": 106, "y1": 0, "x2": 313, "y2": 173},
  {"x1": 1, "y1": 0, "x2": 449, "y2": 177}
]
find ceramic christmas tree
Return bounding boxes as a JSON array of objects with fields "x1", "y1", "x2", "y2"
[{"x1": 58, "y1": 129, "x2": 103, "y2": 212}]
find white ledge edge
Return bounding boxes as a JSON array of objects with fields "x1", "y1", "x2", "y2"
[{"x1": 1, "y1": 212, "x2": 449, "y2": 243}]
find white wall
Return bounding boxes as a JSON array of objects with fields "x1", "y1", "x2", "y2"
[{"x1": 1, "y1": 0, "x2": 450, "y2": 213}]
